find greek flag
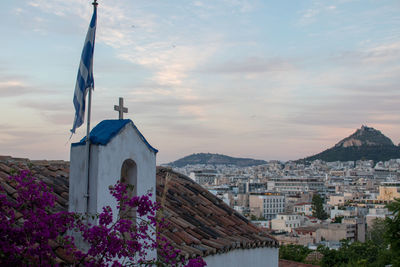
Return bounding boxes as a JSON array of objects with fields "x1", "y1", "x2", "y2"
[{"x1": 71, "y1": 7, "x2": 97, "y2": 134}]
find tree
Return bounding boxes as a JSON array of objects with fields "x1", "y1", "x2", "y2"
[
  {"x1": 280, "y1": 198, "x2": 400, "y2": 267},
  {"x1": 332, "y1": 216, "x2": 343, "y2": 223},
  {"x1": 312, "y1": 193, "x2": 328, "y2": 220},
  {"x1": 318, "y1": 240, "x2": 385, "y2": 267},
  {"x1": 367, "y1": 218, "x2": 386, "y2": 248},
  {"x1": 0, "y1": 170, "x2": 206, "y2": 267},
  {"x1": 385, "y1": 198, "x2": 400, "y2": 266},
  {"x1": 279, "y1": 244, "x2": 312, "y2": 263}
]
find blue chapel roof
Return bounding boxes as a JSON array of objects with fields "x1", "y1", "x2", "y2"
[{"x1": 71, "y1": 119, "x2": 158, "y2": 153}]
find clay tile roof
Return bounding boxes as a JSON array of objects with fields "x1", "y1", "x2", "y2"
[
  {"x1": 0, "y1": 156, "x2": 70, "y2": 211},
  {"x1": 295, "y1": 226, "x2": 319, "y2": 233},
  {"x1": 156, "y1": 167, "x2": 278, "y2": 258},
  {"x1": 294, "y1": 202, "x2": 312, "y2": 206},
  {"x1": 0, "y1": 156, "x2": 278, "y2": 261}
]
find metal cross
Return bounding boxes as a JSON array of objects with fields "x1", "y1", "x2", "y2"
[{"x1": 114, "y1": 97, "x2": 128, "y2": 119}]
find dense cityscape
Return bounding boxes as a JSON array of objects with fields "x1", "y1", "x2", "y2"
[{"x1": 171, "y1": 157, "x2": 399, "y2": 251}]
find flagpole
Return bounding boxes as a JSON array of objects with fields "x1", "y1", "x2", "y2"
[{"x1": 85, "y1": 0, "x2": 98, "y2": 215}]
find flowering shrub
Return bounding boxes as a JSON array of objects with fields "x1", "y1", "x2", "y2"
[
  {"x1": 0, "y1": 171, "x2": 206, "y2": 267},
  {"x1": 184, "y1": 257, "x2": 207, "y2": 267}
]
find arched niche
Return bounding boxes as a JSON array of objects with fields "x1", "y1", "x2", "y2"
[{"x1": 120, "y1": 159, "x2": 137, "y2": 220}]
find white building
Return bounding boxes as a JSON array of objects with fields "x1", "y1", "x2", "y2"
[
  {"x1": 271, "y1": 213, "x2": 302, "y2": 232},
  {"x1": 268, "y1": 177, "x2": 325, "y2": 195},
  {"x1": 69, "y1": 119, "x2": 157, "y2": 257},
  {"x1": 293, "y1": 202, "x2": 313, "y2": 216},
  {"x1": 330, "y1": 206, "x2": 357, "y2": 219},
  {"x1": 189, "y1": 169, "x2": 217, "y2": 185},
  {"x1": 249, "y1": 193, "x2": 285, "y2": 220}
]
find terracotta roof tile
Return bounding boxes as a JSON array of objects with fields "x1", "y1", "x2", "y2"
[
  {"x1": 168, "y1": 215, "x2": 195, "y2": 229},
  {"x1": 192, "y1": 243, "x2": 216, "y2": 256},
  {"x1": 0, "y1": 171, "x2": 9, "y2": 179},
  {"x1": 196, "y1": 204, "x2": 213, "y2": 216},
  {"x1": 164, "y1": 231, "x2": 185, "y2": 246},
  {"x1": 202, "y1": 238, "x2": 225, "y2": 251},
  {"x1": 1, "y1": 181, "x2": 16, "y2": 195},
  {"x1": 175, "y1": 244, "x2": 204, "y2": 258},
  {"x1": 185, "y1": 228, "x2": 204, "y2": 241},
  {"x1": 190, "y1": 226, "x2": 212, "y2": 240},
  {"x1": 175, "y1": 230, "x2": 201, "y2": 245},
  {"x1": 0, "y1": 163, "x2": 12, "y2": 173}
]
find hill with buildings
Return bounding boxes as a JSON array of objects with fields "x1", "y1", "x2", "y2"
[
  {"x1": 167, "y1": 153, "x2": 267, "y2": 167},
  {"x1": 301, "y1": 125, "x2": 400, "y2": 162}
]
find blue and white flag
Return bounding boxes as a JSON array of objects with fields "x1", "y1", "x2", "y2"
[{"x1": 71, "y1": 7, "x2": 97, "y2": 134}]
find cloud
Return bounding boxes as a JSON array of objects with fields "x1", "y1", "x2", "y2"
[
  {"x1": 22, "y1": 101, "x2": 69, "y2": 112},
  {"x1": 222, "y1": 0, "x2": 256, "y2": 13},
  {"x1": 199, "y1": 56, "x2": 297, "y2": 74},
  {"x1": 302, "y1": 8, "x2": 320, "y2": 19},
  {"x1": 298, "y1": 1, "x2": 338, "y2": 25},
  {"x1": 26, "y1": 0, "x2": 224, "y2": 124},
  {"x1": 0, "y1": 80, "x2": 30, "y2": 97},
  {"x1": 118, "y1": 42, "x2": 219, "y2": 86},
  {"x1": 0, "y1": 73, "x2": 51, "y2": 97},
  {"x1": 334, "y1": 41, "x2": 400, "y2": 65},
  {"x1": 286, "y1": 93, "x2": 400, "y2": 128},
  {"x1": 17, "y1": 99, "x2": 74, "y2": 126},
  {"x1": 27, "y1": 0, "x2": 221, "y2": 85},
  {"x1": 28, "y1": 0, "x2": 221, "y2": 97},
  {"x1": 126, "y1": 95, "x2": 224, "y2": 108},
  {"x1": 0, "y1": 125, "x2": 70, "y2": 160}
]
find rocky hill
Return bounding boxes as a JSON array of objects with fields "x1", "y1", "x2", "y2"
[
  {"x1": 301, "y1": 125, "x2": 400, "y2": 162},
  {"x1": 167, "y1": 153, "x2": 267, "y2": 167}
]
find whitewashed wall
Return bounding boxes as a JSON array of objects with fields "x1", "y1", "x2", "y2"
[
  {"x1": 93, "y1": 124, "x2": 156, "y2": 219},
  {"x1": 70, "y1": 123, "x2": 156, "y2": 219},
  {"x1": 204, "y1": 247, "x2": 279, "y2": 267},
  {"x1": 69, "y1": 121, "x2": 157, "y2": 259}
]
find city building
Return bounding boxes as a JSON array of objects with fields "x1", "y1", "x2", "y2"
[
  {"x1": 293, "y1": 226, "x2": 321, "y2": 245},
  {"x1": 366, "y1": 208, "x2": 390, "y2": 230},
  {"x1": 293, "y1": 202, "x2": 313, "y2": 216},
  {"x1": 267, "y1": 177, "x2": 325, "y2": 195},
  {"x1": 319, "y1": 223, "x2": 356, "y2": 242},
  {"x1": 189, "y1": 169, "x2": 217, "y2": 185},
  {"x1": 249, "y1": 192, "x2": 285, "y2": 220},
  {"x1": 342, "y1": 217, "x2": 365, "y2": 242},
  {"x1": 377, "y1": 181, "x2": 400, "y2": 201},
  {"x1": 270, "y1": 213, "x2": 302, "y2": 232}
]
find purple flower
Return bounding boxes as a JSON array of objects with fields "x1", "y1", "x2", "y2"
[{"x1": 0, "y1": 171, "x2": 204, "y2": 266}]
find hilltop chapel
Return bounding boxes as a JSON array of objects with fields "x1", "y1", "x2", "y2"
[{"x1": 0, "y1": 100, "x2": 279, "y2": 266}]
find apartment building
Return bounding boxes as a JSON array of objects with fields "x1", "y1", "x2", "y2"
[
  {"x1": 377, "y1": 181, "x2": 400, "y2": 201},
  {"x1": 293, "y1": 202, "x2": 313, "y2": 216},
  {"x1": 270, "y1": 213, "x2": 302, "y2": 232},
  {"x1": 189, "y1": 169, "x2": 217, "y2": 185},
  {"x1": 319, "y1": 223, "x2": 356, "y2": 242},
  {"x1": 249, "y1": 192, "x2": 285, "y2": 220},
  {"x1": 267, "y1": 177, "x2": 325, "y2": 195}
]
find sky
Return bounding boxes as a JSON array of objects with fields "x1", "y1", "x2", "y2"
[{"x1": 0, "y1": 0, "x2": 400, "y2": 164}]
